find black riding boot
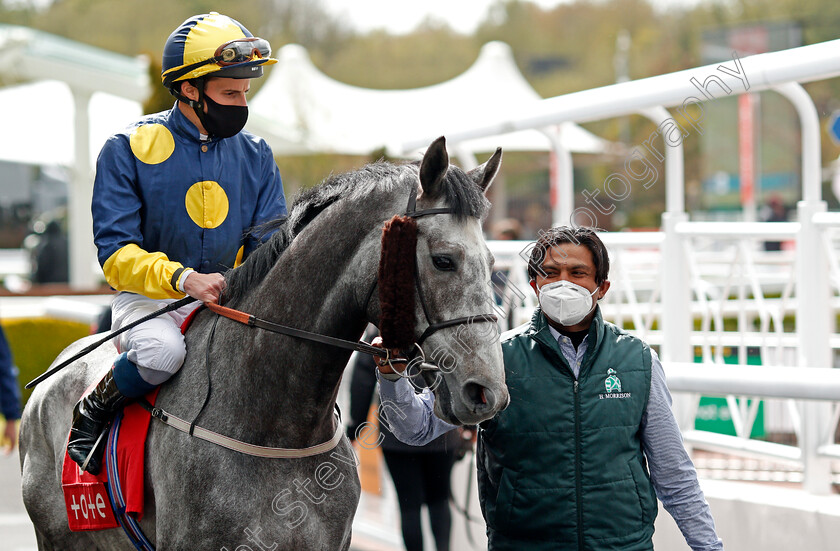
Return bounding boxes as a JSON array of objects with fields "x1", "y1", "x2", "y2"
[{"x1": 67, "y1": 370, "x2": 127, "y2": 475}]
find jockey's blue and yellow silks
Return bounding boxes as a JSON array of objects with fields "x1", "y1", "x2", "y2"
[
  {"x1": 101, "y1": 245, "x2": 184, "y2": 299},
  {"x1": 161, "y1": 12, "x2": 277, "y2": 85},
  {"x1": 92, "y1": 104, "x2": 286, "y2": 299}
]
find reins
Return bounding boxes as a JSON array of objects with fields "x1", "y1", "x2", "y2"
[
  {"x1": 137, "y1": 301, "x2": 349, "y2": 460},
  {"x1": 25, "y1": 296, "x2": 198, "y2": 389},
  {"x1": 200, "y1": 183, "x2": 500, "y2": 374},
  {"x1": 204, "y1": 302, "x2": 390, "y2": 360},
  {"x1": 28, "y1": 183, "x2": 499, "y2": 459}
]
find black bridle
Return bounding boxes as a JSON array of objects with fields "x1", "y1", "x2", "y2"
[
  {"x1": 26, "y1": 185, "x2": 499, "y2": 389},
  {"x1": 210, "y1": 185, "x2": 498, "y2": 370},
  {"x1": 402, "y1": 187, "x2": 498, "y2": 346}
]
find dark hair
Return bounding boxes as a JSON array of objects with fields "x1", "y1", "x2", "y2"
[{"x1": 526, "y1": 226, "x2": 610, "y2": 284}]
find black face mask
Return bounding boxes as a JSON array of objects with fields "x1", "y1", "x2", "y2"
[{"x1": 196, "y1": 92, "x2": 248, "y2": 139}]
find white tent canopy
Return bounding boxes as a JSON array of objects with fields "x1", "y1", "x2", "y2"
[
  {"x1": 248, "y1": 41, "x2": 610, "y2": 159},
  {"x1": 0, "y1": 80, "x2": 142, "y2": 167},
  {"x1": 0, "y1": 28, "x2": 608, "y2": 288},
  {"x1": 0, "y1": 24, "x2": 150, "y2": 288}
]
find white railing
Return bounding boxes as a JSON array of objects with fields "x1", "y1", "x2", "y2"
[
  {"x1": 445, "y1": 38, "x2": 840, "y2": 495},
  {"x1": 488, "y1": 225, "x2": 840, "y2": 494}
]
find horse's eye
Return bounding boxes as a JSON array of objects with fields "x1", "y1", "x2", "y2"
[{"x1": 432, "y1": 255, "x2": 456, "y2": 271}]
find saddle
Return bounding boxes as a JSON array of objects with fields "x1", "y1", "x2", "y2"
[
  {"x1": 60, "y1": 303, "x2": 200, "y2": 544},
  {"x1": 61, "y1": 308, "x2": 204, "y2": 533},
  {"x1": 61, "y1": 387, "x2": 159, "y2": 532}
]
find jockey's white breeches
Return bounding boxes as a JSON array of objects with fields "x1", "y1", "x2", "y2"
[{"x1": 111, "y1": 292, "x2": 202, "y2": 385}]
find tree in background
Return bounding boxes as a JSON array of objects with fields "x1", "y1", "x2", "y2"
[{"x1": 3, "y1": 0, "x2": 840, "y2": 223}]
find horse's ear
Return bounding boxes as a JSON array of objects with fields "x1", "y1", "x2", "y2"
[
  {"x1": 419, "y1": 136, "x2": 449, "y2": 198},
  {"x1": 468, "y1": 147, "x2": 503, "y2": 194}
]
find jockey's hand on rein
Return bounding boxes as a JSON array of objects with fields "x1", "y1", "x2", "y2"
[{"x1": 183, "y1": 272, "x2": 226, "y2": 304}]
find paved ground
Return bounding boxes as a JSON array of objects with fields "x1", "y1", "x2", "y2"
[
  {"x1": 0, "y1": 446, "x2": 402, "y2": 551},
  {"x1": 8, "y1": 443, "x2": 824, "y2": 550},
  {"x1": 0, "y1": 451, "x2": 38, "y2": 550}
]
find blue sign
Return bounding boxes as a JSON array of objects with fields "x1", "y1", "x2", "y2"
[{"x1": 829, "y1": 111, "x2": 840, "y2": 147}]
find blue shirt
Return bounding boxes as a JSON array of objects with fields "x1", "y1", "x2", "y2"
[
  {"x1": 0, "y1": 327, "x2": 20, "y2": 421},
  {"x1": 377, "y1": 323, "x2": 724, "y2": 551}
]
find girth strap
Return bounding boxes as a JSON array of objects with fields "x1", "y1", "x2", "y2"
[{"x1": 140, "y1": 400, "x2": 344, "y2": 459}]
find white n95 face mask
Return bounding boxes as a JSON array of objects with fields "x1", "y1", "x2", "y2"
[{"x1": 537, "y1": 280, "x2": 599, "y2": 326}]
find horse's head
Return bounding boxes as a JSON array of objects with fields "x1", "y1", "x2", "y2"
[
  {"x1": 377, "y1": 137, "x2": 509, "y2": 426},
  {"x1": 221, "y1": 135, "x2": 508, "y2": 427}
]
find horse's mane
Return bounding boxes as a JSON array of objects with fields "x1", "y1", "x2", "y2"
[{"x1": 223, "y1": 159, "x2": 489, "y2": 305}]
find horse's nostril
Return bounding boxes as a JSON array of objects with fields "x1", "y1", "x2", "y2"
[{"x1": 463, "y1": 382, "x2": 495, "y2": 409}]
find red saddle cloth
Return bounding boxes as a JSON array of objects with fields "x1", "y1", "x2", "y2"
[
  {"x1": 61, "y1": 388, "x2": 160, "y2": 531},
  {"x1": 181, "y1": 304, "x2": 203, "y2": 334}
]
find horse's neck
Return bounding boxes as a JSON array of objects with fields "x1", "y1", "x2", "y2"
[{"x1": 205, "y1": 200, "x2": 382, "y2": 447}]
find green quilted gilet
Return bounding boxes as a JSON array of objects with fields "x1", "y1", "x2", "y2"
[{"x1": 477, "y1": 307, "x2": 657, "y2": 550}]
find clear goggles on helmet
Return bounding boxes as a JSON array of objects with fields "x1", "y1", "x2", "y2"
[{"x1": 213, "y1": 38, "x2": 271, "y2": 65}]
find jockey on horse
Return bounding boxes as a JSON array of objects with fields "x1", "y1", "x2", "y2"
[{"x1": 67, "y1": 12, "x2": 287, "y2": 474}]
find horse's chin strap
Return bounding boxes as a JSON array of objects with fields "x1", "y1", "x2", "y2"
[{"x1": 415, "y1": 314, "x2": 498, "y2": 346}]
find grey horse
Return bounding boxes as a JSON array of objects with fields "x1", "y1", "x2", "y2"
[{"x1": 20, "y1": 136, "x2": 509, "y2": 550}]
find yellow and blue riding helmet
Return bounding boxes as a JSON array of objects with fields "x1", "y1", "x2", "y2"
[{"x1": 161, "y1": 12, "x2": 276, "y2": 97}]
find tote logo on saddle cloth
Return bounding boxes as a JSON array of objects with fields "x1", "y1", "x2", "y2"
[
  {"x1": 61, "y1": 454, "x2": 119, "y2": 531},
  {"x1": 599, "y1": 368, "x2": 632, "y2": 400}
]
